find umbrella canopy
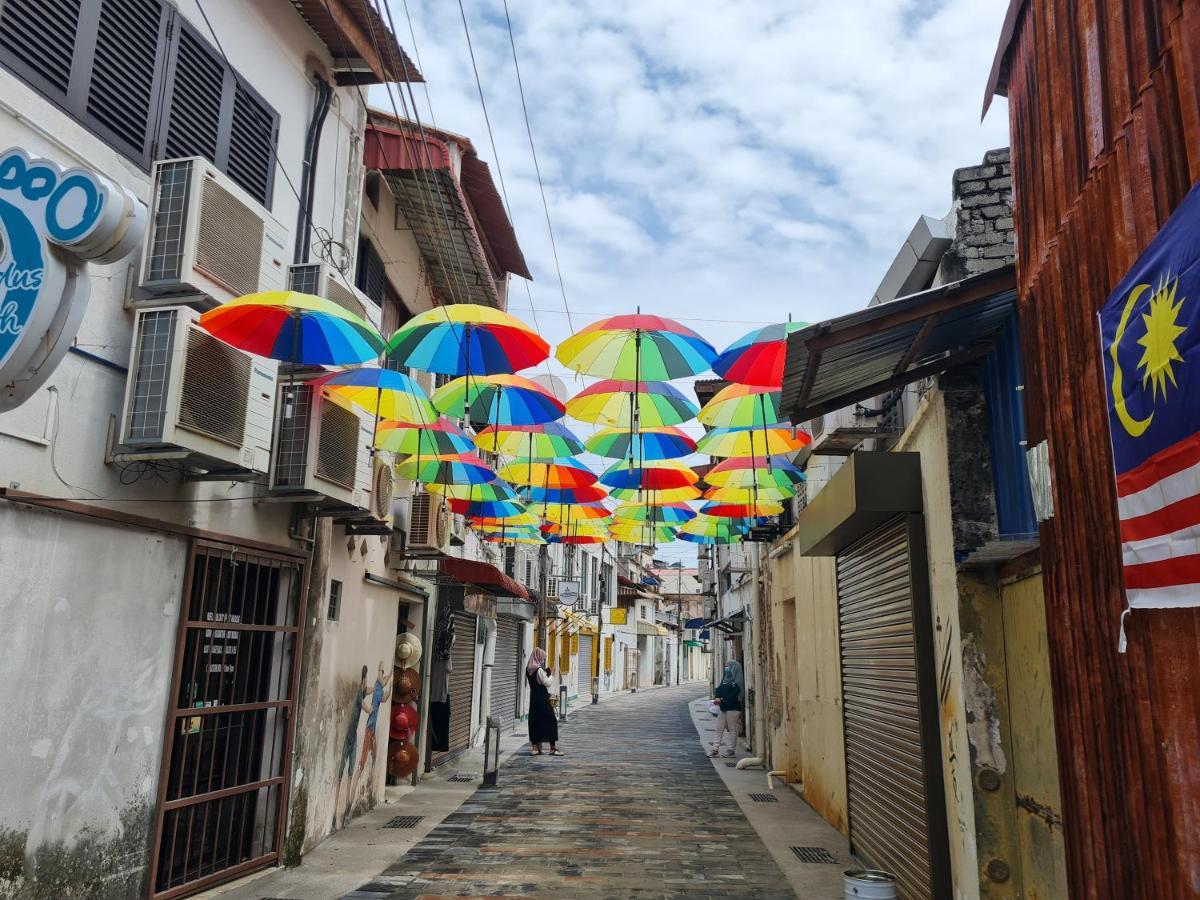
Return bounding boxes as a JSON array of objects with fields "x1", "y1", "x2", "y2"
[
  {"x1": 700, "y1": 500, "x2": 785, "y2": 518},
  {"x1": 386, "y1": 303, "x2": 548, "y2": 375},
  {"x1": 469, "y1": 512, "x2": 540, "y2": 527},
  {"x1": 310, "y1": 368, "x2": 436, "y2": 423},
  {"x1": 601, "y1": 458, "x2": 699, "y2": 491},
  {"x1": 556, "y1": 313, "x2": 716, "y2": 381},
  {"x1": 609, "y1": 522, "x2": 677, "y2": 544},
  {"x1": 531, "y1": 502, "x2": 612, "y2": 524},
  {"x1": 711, "y1": 321, "x2": 808, "y2": 388},
  {"x1": 566, "y1": 379, "x2": 698, "y2": 427},
  {"x1": 707, "y1": 455, "x2": 805, "y2": 479},
  {"x1": 680, "y1": 516, "x2": 749, "y2": 538},
  {"x1": 433, "y1": 373, "x2": 565, "y2": 427},
  {"x1": 425, "y1": 481, "x2": 519, "y2": 502},
  {"x1": 697, "y1": 383, "x2": 783, "y2": 428},
  {"x1": 608, "y1": 484, "x2": 701, "y2": 503},
  {"x1": 696, "y1": 424, "x2": 811, "y2": 457},
  {"x1": 613, "y1": 502, "x2": 697, "y2": 524},
  {"x1": 677, "y1": 530, "x2": 744, "y2": 545},
  {"x1": 546, "y1": 533, "x2": 608, "y2": 545},
  {"x1": 542, "y1": 519, "x2": 612, "y2": 536},
  {"x1": 200, "y1": 291, "x2": 385, "y2": 365},
  {"x1": 394, "y1": 453, "x2": 495, "y2": 485},
  {"x1": 703, "y1": 484, "x2": 795, "y2": 502},
  {"x1": 585, "y1": 425, "x2": 697, "y2": 460},
  {"x1": 499, "y1": 457, "x2": 598, "y2": 489},
  {"x1": 703, "y1": 466, "x2": 805, "y2": 492},
  {"x1": 446, "y1": 497, "x2": 527, "y2": 519},
  {"x1": 522, "y1": 484, "x2": 609, "y2": 505},
  {"x1": 376, "y1": 416, "x2": 474, "y2": 455},
  {"x1": 474, "y1": 421, "x2": 584, "y2": 458},
  {"x1": 481, "y1": 532, "x2": 546, "y2": 544}
]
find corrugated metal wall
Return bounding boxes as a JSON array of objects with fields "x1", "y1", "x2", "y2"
[
  {"x1": 492, "y1": 617, "x2": 522, "y2": 730},
  {"x1": 1003, "y1": 2, "x2": 1200, "y2": 894}
]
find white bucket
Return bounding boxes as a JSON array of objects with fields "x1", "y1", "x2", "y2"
[{"x1": 844, "y1": 869, "x2": 897, "y2": 899}]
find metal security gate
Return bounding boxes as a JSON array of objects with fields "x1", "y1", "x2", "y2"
[
  {"x1": 151, "y1": 541, "x2": 304, "y2": 898},
  {"x1": 433, "y1": 610, "x2": 476, "y2": 766},
  {"x1": 492, "y1": 616, "x2": 522, "y2": 729},
  {"x1": 836, "y1": 517, "x2": 948, "y2": 900},
  {"x1": 577, "y1": 633, "x2": 594, "y2": 700}
]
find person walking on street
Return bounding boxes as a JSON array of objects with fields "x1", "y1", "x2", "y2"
[
  {"x1": 526, "y1": 647, "x2": 563, "y2": 756},
  {"x1": 709, "y1": 660, "x2": 744, "y2": 758}
]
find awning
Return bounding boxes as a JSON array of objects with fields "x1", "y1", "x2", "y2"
[
  {"x1": 683, "y1": 617, "x2": 707, "y2": 630},
  {"x1": 617, "y1": 573, "x2": 658, "y2": 600},
  {"x1": 363, "y1": 123, "x2": 530, "y2": 308},
  {"x1": 705, "y1": 609, "x2": 746, "y2": 634},
  {"x1": 684, "y1": 640, "x2": 705, "y2": 648},
  {"x1": 290, "y1": 1, "x2": 423, "y2": 84},
  {"x1": 780, "y1": 266, "x2": 1017, "y2": 423},
  {"x1": 637, "y1": 621, "x2": 669, "y2": 636},
  {"x1": 981, "y1": 0, "x2": 1028, "y2": 117},
  {"x1": 438, "y1": 557, "x2": 528, "y2": 600}
]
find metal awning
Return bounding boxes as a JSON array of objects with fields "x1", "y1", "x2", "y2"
[
  {"x1": 780, "y1": 266, "x2": 1017, "y2": 423},
  {"x1": 704, "y1": 609, "x2": 746, "y2": 634},
  {"x1": 438, "y1": 557, "x2": 528, "y2": 600},
  {"x1": 618, "y1": 574, "x2": 658, "y2": 600},
  {"x1": 290, "y1": 1, "x2": 423, "y2": 84}
]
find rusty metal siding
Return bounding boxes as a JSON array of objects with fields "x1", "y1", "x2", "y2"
[{"x1": 1003, "y1": 2, "x2": 1200, "y2": 895}]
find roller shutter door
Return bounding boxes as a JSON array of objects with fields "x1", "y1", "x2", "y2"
[
  {"x1": 577, "y1": 633, "x2": 594, "y2": 700},
  {"x1": 433, "y1": 610, "x2": 476, "y2": 766},
  {"x1": 492, "y1": 617, "x2": 522, "y2": 730},
  {"x1": 837, "y1": 517, "x2": 946, "y2": 900}
]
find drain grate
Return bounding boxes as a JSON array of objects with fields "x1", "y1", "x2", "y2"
[
  {"x1": 790, "y1": 846, "x2": 839, "y2": 864},
  {"x1": 748, "y1": 793, "x2": 778, "y2": 803},
  {"x1": 382, "y1": 815, "x2": 424, "y2": 829},
  {"x1": 725, "y1": 761, "x2": 738, "y2": 768},
  {"x1": 448, "y1": 773, "x2": 476, "y2": 783}
]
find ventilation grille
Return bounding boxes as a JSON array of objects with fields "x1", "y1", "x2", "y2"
[
  {"x1": 227, "y1": 84, "x2": 276, "y2": 205},
  {"x1": 177, "y1": 327, "x2": 248, "y2": 447},
  {"x1": 85, "y1": 0, "x2": 160, "y2": 157},
  {"x1": 164, "y1": 26, "x2": 223, "y2": 162},
  {"x1": 315, "y1": 399, "x2": 359, "y2": 490},
  {"x1": 146, "y1": 161, "x2": 193, "y2": 284},
  {"x1": 790, "y1": 846, "x2": 838, "y2": 864},
  {"x1": 0, "y1": 0, "x2": 82, "y2": 95},
  {"x1": 447, "y1": 773, "x2": 476, "y2": 783},
  {"x1": 408, "y1": 491, "x2": 433, "y2": 547},
  {"x1": 748, "y1": 793, "x2": 778, "y2": 803},
  {"x1": 725, "y1": 762, "x2": 738, "y2": 768},
  {"x1": 273, "y1": 384, "x2": 312, "y2": 488},
  {"x1": 125, "y1": 308, "x2": 177, "y2": 442},
  {"x1": 196, "y1": 174, "x2": 263, "y2": 296},
  {"x1": 382, "y1": 815, "x2": 423, "y2": 829},
  {"x1": 371, "y1": 460, "x2": 394, "y2": 520},
  {"x1": 326, "y1": 278, "x2": 367, "y2": 319},
  {"x1": 286, "y1": 263, "x2": 321, "y2": 295}
]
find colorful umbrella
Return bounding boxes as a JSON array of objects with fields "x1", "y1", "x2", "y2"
[
  {"x1": 584, "y1": 425, "x2": 697, "y2": 460},
  {"x1": 481, "y1": 532, "x2": 546, "y2": 544},
  {"x1": 703, "y1": 466, "x2": 805, "y2": 492},
  {"x1": 556, "y1": 313, "x2": 716, "y2": 382},
  {"x1": 522, "y1": 485, "x2": 609, "y2": 505},
  {"x1": 446, "y1": 497, "x2": 527, "y2": 519},
  {"x1": 394, "y1": 453, "x2": 495, "y2": 485},
  {"x1": 200, "y1": 290, "x2": 385, "y2": 365},
  {"x1": 386, "y1": 303, "x2": 548, "y2": 376},
  {"x1": 425, "y1": 481, "x2": 519, "y2": 502},
  {"x1": 711, "y1": 321, "x2": 808, "y2": 388},
  {"x1": 613, "y1": 503, "x2": 697, "y2": 525},
  {"x1": 608, "y1": 484, "x2": 701, "y2": 503},
  {"x1": 376, "y1": 417, "x2": 474, "y2": 455},
  {"x1": 697, "y1": 383, "x2": 783, "y2": 428},
  {"x1": 706, "y1": 455, "x2": 805, "y2": 481},
  {"x1": 532, "y1": 502, "x2": 612, "y2": 523},
  {"x1": 677, "y1": 528, "x2": 745, "y2": 545},
  {"x1": 609, "y1": 522, "x2": 677, "y2": 544},
  {"x1": 703, "y1": 484, "x2": 795, "y2": 502},
  {"x1": 696, "y1": 424, "x2": 810, "y2": 457},
  {"x1": 546, "y1": 533, "x2": 608, "y2": 545},
  {"x1": 310, "y1": 368, "x2": 436, "y2": 423},
  {"x1": 680, "y1": 516, "x2": 749, "y2": 538},
  {"x1": 701, "y1": 500, "x2": 785, "y2": 518},
  {"x1": 542, "y1": 520, "x2": 612, "y2": 536},
  {"x1": 600, "y1": 458, "x2": 699, "y2": 491},
  {"x1": 432, "y1": 374, "x2": 565, "y2": 427},
  {"x1": 499, "y1": 457, "x2": 598, "y2": 489},
  {"x1": 566, "y1": 379, "x2": 697, "y2": 427},
  {"x1": 469, "y1": 512, "x2": 539, "y2": 527},
  {"x1": 474, "y1": 422, "x2": 584, "y2": 458}
]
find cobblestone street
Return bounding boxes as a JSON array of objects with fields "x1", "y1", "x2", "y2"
[{"x1": 343, "y1": 685, "x2": 800, "y2": 899}]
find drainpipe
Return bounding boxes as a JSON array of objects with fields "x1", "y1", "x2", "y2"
[{"x1": 295, "y1": 73, "x2": 332, "y2": 264}]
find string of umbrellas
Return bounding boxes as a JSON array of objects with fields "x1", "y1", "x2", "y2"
[{"x1": 197, "y1": 290, "x2": 813, "y2": 549}]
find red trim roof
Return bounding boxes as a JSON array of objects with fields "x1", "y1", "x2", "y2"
[{"x1": 440, "y1": 557, "x2": 529, "y2": 600}]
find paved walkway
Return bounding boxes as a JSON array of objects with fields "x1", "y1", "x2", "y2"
[{"x1": 344, "y1": 684, "x2": 799, "y2": 899}]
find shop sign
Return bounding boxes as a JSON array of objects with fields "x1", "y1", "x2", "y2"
[
  {"x1": 0, "y1": 147, "x2": 146, "y2": 410},
  {"x1": 608, "y1": 607, "x2": 628, "y2": 625},
  {"x1": 557, "y1": 578, "x2": 581, "y2": 609}
]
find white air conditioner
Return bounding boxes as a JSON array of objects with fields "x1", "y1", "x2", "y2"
[
  {"x1": 138, "y1": 157, "x2": 287, "y2": 307},
  {"x1": 406, "y1": 490, "x2": 450, "y2": 555},
  {"x1": 805, "y1": 405, "x2": 874, "y2": 456},
  {"x1": 119, "y1": 305, "x2": 277, "y2": 473},
  {"x1": 367, "y1": 456, "x2": 395, "y2": 526},
  {"x1": 285, "y1": 262, "x2": 379, "y2": 329},
  {"x1": 268, "y1": 382, "x2": 372, "y2": 511}
]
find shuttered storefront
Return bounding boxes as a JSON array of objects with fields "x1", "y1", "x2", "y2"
[
  {"x1": 492, "y1": 616, "x2": 522, "y2": 730},
  {"x1": 837, "y1": 517, "x2": 947, "y2": 900},
  {"x1": 433, "y1": 610, "x2": 476, "y2": 767},
  {"x1": 577, "y1": 633, "x2": 594, "y2": 701}
]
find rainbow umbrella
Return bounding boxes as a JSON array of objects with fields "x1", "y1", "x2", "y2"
[
  {"x1": 532, "y1": 502, "x2": 612, "y2": 524},
  {"x1": 425, "y1": 481, "x2": 519, "y2": 502},
  {"x1": 546, "y1": 533, "x2": 608, "y2": 545},
  {"x1": 556, "y1": 313, "x2": 716, "y2": 382},
  {"x1": 697, "y1": 383, "x2": 782, "y2": 428},
  {"x1": 609, "y1": 484, "x2": 701, "y2": 503},
  {"x1": 469, "y1": 512, "x2": 540, "y2": 527},
  {"x1": 600, "y1": 459, "x2": 698, "y2": 491},
  {"x1": 567, "y1": 379, "x2": 697, "y2": 427},
  {"x1": 680, "y1": 516, "x2": 749, "y2": 538},
  {"x1": 386, "y1": 303, "x2": 549, "y2": 375},
  {"x1": 704, "y1": 465, "x2": 805, "y2": 492},
  {"x1": 200, "y1": 291, "x2": 385, "y2": 365},
  {"x1": 522, "y1": 485, "x2": 609, "y2": 505},
  {"x1": 376, "y1": 417, "x2": 474, "y2": 455},
  {"x1": 706, "y1": 455, "x2": 805, "y2": 482},
  {"x1": 447, "y1": 497, "x2": 527, "y2": 519},
  {"x1": 701, "y1": 500, "x2": 785, "y2": 518},
  {"x1": 610, "y1": 522, "x2": 677, "y2": 544},
  {"x1": 703, "y1": 484, "x2": 795, "y2": 502},
  {"x1": 542, "y1": 519, "x2": 611, "y2": 536},
  {"x1": 614, "y1": 502, "x2": 696, "y2": 525},
  {"x1": 394, "y1": 452, "x2": 495, "y2": 485},
  {"x1": 474, "y1": 422, "x2": 584, "y2": 458},
  {"x1": 696, "y1": 424, "x2": 811, "y2": 457},
  {"x1": 585, "y1": 425, "x2": 696, "y2": 461},
  {"x1": 310, "y1": 368, "x2": 436, "y2": 424},
  {"x1": 499, "y1": 457, "x2": 598, "y2": 489},
  {"x1": 433, "y1": 374, "x2": 565, "y2": 427},
  {"x1": 482, "y1": 532, "x2": 546, "y2": 544},
  {"x1": 711, "y1": 321, "x2": 808, "y2": 388}
]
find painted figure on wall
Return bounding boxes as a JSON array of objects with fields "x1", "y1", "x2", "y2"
[
  {"x1": 351, "y1": 662, "x2": 393, "y2": 800},
  {"x1": 332, "y1": 665, "x2": 370, "y2": 830}
]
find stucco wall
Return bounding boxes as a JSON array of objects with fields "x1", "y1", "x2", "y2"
[{"x1": 0, "y1": 506, "x2": 186, "y2": 898}]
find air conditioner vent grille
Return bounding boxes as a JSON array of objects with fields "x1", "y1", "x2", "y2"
[
  {"x1": 316, "y1": 400, "x2": 359, "y2": 490},
  {"x1": 125, "y1": 309, "x2": 178, "y2": 442},
  {"x1": 196, "y1": 175, "x2": 263, "y2": 296},
  {"x1": 286, "y1": 263, "x2": 321, "y2": 295},
  {"x1": 326, "y1": 278, "x2": 367, "y2": 319},
  {"x1": 274, "y1": 384, "x2": 312, "y2": 488},
  {"x1": 177, "y1": 327, "x2": 248, "y2": 447},
  {"x1": 146, "y1": 161, "x2": 192, "y2": 284},
  {"x1": 372, "y1": 461, "x2": 395, "y2": 520},
  {"x1": 410, "y1": 491, "x2": 432, "y2": 545}
]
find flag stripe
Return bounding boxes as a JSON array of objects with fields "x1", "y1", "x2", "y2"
[
  {"x1": 1117, "y1": 456, "x2": 1200, "y2": 520},
  {"x1": 1123, "y1": 552, "x2": 1200, "y2": 590},
  {"x1": 1116, "y1": 431, "x2": 1200, "y2": 497},
  {"x1": 1121, "y1": 491, "x2": 1200, "y2": 542},
  {"x1": 1122, "y1": 522, "x2": 1200, "y2": 566},
  {"x1": 1128, "y1": 584, "x2": 1200, "y2": 608}
]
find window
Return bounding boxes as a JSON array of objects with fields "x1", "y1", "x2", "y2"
[
  {"x1": 524, "y1": 557, "x2": 533, "y2": 588},
  {"x1": 504, "y1": 546, "x2": 516, "y2": 577},
  {"x1": 601, "y1": 563, "x2": 612, "y2": 606},
  {"x1": 355, "y1": 237, "x2": 386, "y2": 307},
  {"x1": 327, "y1": 579, "x2": 342, "y2": 621},
  {"x1": 0, "y1": 0, "x2": 278, "y2": 205}
]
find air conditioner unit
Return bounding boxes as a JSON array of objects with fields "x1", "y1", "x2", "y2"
[
  {"x1": 367, "y1": 456, "x2": 395, "y2": 525},
  {"x1": 285, "y1": 262, "x2": 379, "y2": 328},
  {"x1": 138, "y1": 157, "x2": 288, "y2": 307},
  {"x1": 406, "y1": 490, "x2": 450, "y2": 555},
  {"x1": 805, "y1": 405, "x2": 874, "y2": 456},
  {"x1": 119, "y1": 305, "x2": 277, "y2": 473},
  {"x1": 268, "y1": 381, "x2": 372, "y2": 511}
]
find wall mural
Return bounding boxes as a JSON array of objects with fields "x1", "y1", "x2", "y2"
[{"x1": 332, "y1": 662, "x2": 392, "y2": 831}]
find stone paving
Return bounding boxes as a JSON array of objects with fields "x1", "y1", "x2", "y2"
[{"x1": 343, "y1": 684, "x2": 797, "y2": 899}]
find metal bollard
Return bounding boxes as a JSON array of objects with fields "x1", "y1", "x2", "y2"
[
  {"x1": 558, "y1": 684, "x2": 568, "y2": 722},
  {"x1": 591, "y1": 676, "x2": 599, "y2": 703},
  {"x1": 482, "y1": 716, "x2": 501, "y2": 786}
]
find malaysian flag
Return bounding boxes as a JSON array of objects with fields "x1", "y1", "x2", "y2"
[{"x1": 1101, "y1": 182, "x2": 1200, "y2": 608}]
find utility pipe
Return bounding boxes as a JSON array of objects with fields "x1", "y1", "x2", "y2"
[
  {"x1": 766, "y1": 769, "x2": 788, "y2": 790},
  {"x1": 735, "y1": 757, "x2": 763, "y2": 770}
]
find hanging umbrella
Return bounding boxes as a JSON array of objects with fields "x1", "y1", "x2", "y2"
[
  {"x1": 706, "y1": 455, "x2": 805, "y2": 482},
  {"x1": 546, "y1": 533, "x2": 608, "y2": 545},
  {"x1": 703, "y1": 466, "x2": 805, "y2": 492},
  {"x1": 432, "y1": 373, "x2": 565, "y2": 427},
  {"x1": 680, "y1": 516, "x2": 749, "y2": 538},
  {"x1": 474, "y1": 421, "x2": 584, "y2": 458},
  {"x1": 608, "y1": 484, "x2": 701, "y2": 503},
  {"x1": 600, "y1": 459, "x2": 698, "y2": 491},
  {"x1": 585, "y1": 425, "x2": 696, "y2": 460},
  {"x1": 446, "y1": 497, "x2": 527, "y2": 519},
  {"x1": 700, "y1": 500, "x2": 785, "y2": 518},
  {"x1": 522, "y1": 485, "x2": 609, "y2": 505},
  {"x1": 376, "y1": 416, "x2": 474, "y2": 455},
  {"x1": 394, "y1": 452, "x2": 495, "y2": 485},
  {"x1": 609, "y1": 522, "x2": 677, "y2": 544},
  {"x1": 556, "y1": 313, "x2": 716, "y2": 382},
  {"x1": 532, "y1": 502, "x2": 612, "y2": 524},
  {"x1": 499, "y1": 457, "x2": 598, "y2": 489},
  {"x1": 614, "y1": 502, "x2": 697, "y2": 525},
  {"x1": 386, "y1": 303, "x2": 549, "y2": 375},
  {"x1": 711, "y1": 321, "x2": 808, "y2": 388},
  {"x1": 200, "y1": 291, "x2": 386, "y2": 365},
  {"x1": 469, "y1": 512, "x2": 540, "y2": 527},
  {"x1": 696, "y1": 423, "x2": 810, "y2": 457},
  {"x1": 481, "y1": 532, "x2": 546, "y2": 544},
  {"x1": 703, "y1": 484, "x2": 795, "y2": 502},
  {"x1": 310, "y1": 368, "x2": 436, "y2": 424},
  {"x1": 542, "y1": 519, "x2": 611, "y2": 537},
  {"x1": 697, "y1": 383, "x2": 783, "y2": 428},
  {"x1": 566, "y1": 379, "x2": 697, "y2": 427},
  {"x1": 425, "y1": 481, "x2": 519, "y2": 502},
  {"x1": 677, "y1": 528, "x2": 745, "y2": 545}
]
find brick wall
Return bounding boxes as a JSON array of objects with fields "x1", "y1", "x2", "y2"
[{"x1": 937, "y1": 147, "x2": 1014, "y2": 283}]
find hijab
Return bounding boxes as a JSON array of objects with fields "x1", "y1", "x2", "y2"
[
  {"x1": 721, "y1": 660, "x2": 744, "y2": 699},
  {"x1": 527, "y1": 646, "x2": 548, "y2": 675}
]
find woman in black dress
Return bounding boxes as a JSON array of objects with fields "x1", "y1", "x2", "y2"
[{"x1": 526, "y1": 647, "x2": 562, "y2": 755}]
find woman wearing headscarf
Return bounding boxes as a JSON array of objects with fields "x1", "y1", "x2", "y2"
[
  {"x1": 709, "y1": 659, "x2": 744, "y2": 758},
  {"x1": 526, "y1": 647, "x2": 562, "y2": 756}
]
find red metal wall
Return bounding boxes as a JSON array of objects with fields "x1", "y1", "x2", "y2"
[{"x1": 1003, "y1": 1, "x2": 1200, "y2": 896}]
